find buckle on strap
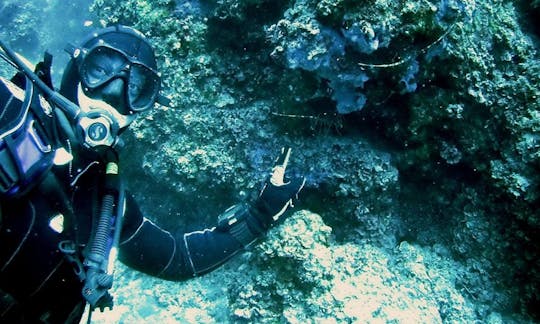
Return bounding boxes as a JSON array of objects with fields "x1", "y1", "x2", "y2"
[
  {"x1": 27, "y1": 119, "x2": 51, "y2": 153},
  {"x1": 58, "y1": 240, "x2": 85, "y2": 281}
]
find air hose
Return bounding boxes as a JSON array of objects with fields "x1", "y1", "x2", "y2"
[
  {"x1": 82, "y1": 158, "x2": 124, "y2": 311},
  {"x1": 91, "y1": 194, "x2": 114, "y2": 257}
]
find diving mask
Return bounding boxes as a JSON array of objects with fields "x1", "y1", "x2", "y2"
[{"x1": 75, "y1": 42, "x2": 160, "y2": 113}]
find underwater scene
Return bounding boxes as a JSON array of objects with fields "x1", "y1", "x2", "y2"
[{"x1": 1, "y1": 0, "x2": 539, "y2": 322}]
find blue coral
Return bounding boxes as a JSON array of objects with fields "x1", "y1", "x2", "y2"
[
  {"x1": 329, "y1": 72, "x2": 369, "y2": 114},
  {"x1": 435, "y1": 0, "x2": 474, "y2": 25},
  {"x1": 341, "y1": 20, "x2": 390, "y2": 55},
  {"x1": 282, "y1": 23, "x2": 372, "y2": 113},
  {"x1": 285, "y1": 26, "x2": 344, "y2": 72}
]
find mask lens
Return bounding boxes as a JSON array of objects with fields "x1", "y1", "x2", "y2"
[
  {"x1": 81, "y1": 46, "x2": 128, "y2": 88},
  {"x1": 128, "y1": 64, "x2": 159, "y2": 111}
]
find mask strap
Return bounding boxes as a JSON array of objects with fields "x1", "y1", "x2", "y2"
[{"x1": 64, "y1": 43, "x2": 79, "y2": 58}]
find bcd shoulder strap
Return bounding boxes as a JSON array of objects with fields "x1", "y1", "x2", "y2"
[{"x1": 0, "y1": 76, "x2": 56, "y2": 199}]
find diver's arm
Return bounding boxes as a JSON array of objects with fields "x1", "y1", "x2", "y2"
[
  {"x1": 117, "y1": 193, "x2": 194, "y2": 279},
  {"x1": 117, "y1": 211, "x2": 244, "y2": 280},
  {"x1": 117, "y1": 195, "x2": 302, "y2": 280},
  {"x1": 118, "y1": 147, "x2": 305, "y2": 280},
  {"x1": 116, "y1": 200, "x2": 272, "y2": 280}
]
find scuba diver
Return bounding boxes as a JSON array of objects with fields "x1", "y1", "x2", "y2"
[{"x1": 0, "y1": 25, "x2": 305, "y2": 323}]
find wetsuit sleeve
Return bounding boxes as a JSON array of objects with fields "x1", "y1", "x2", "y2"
[{"x1": 118, "y1": 193, "x2": 267, "y2": 281}]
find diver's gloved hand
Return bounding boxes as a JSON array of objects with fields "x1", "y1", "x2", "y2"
[{"x1": 250, "y1": 146, "x2": 306, "y2": 228}]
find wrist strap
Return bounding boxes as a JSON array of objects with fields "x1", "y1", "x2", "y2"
[
  {"x1": 217, "y1": 204, "x2": 266, "y2": 247},
  {"x1": 229, "y1": 220, "x2": 257, "y2": 247}
]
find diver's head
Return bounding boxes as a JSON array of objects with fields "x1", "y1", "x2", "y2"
[{"x1": 60, "y1": 25, "x2": 160, "y2": 148}]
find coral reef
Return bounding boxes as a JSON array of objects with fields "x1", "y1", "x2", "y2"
[
  {"x1": 263, "y1": 0, "x2": 475, "y2": 114},
  {"x1": 87, "y1": 0, "x2": 539, "y2": 321},
  {"x1": 229, "y1": 211, "x2": 482, "y2": 323},
  {"x1": 93, "y1": 211, "x2": 522, "y2": 323}
]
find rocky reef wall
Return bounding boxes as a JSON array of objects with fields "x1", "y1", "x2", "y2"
[{"x1": 88, "y1": 0, "x2": 539, "y2": 322}]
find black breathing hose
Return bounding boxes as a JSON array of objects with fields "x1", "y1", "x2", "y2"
[
  {"x1": 91, "y1": 194, "x2": 115, "y2": 257},
  {"x1": 81, "y1": 159, "x2": 123, "y2": 310}
]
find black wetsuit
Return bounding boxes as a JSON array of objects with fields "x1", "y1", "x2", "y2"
[{"x1": 0, "y1": 78, "x2": 267, "y2": 323}]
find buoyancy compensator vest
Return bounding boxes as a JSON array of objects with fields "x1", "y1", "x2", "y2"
[{"x1": 0, "y1": 75, "x2": 56, "y2": 199}]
